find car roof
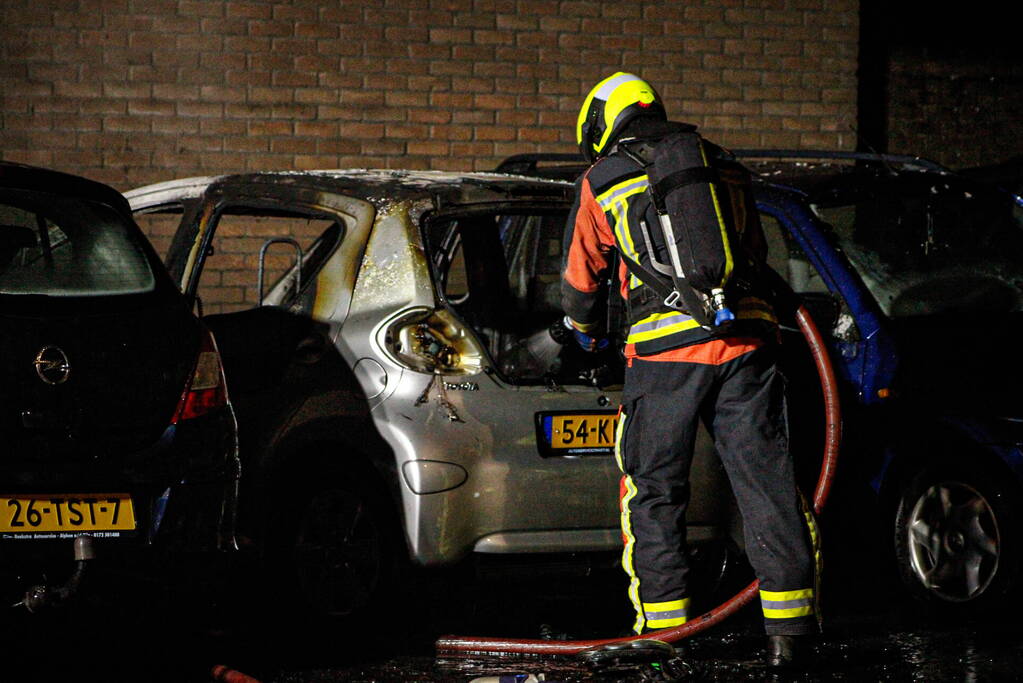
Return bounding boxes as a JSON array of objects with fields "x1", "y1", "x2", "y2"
[
  {"x1": 125, "y1": 169, "x2": 574, "y2": 212},
  {"x1": 0, "y1": 161, "x2": 134, "y2": 217},
  {"x1": 491, "y1": 150, "x2": 972, "y2": 206},
  {"x1": 742, "y1": 158, "x2": 1007, "y2": 209}
]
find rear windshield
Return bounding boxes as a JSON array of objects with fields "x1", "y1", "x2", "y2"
[{"x1": 0, "y1": 190, "x2": 155, "y2": 296}]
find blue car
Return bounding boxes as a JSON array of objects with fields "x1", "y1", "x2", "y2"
[{"x1": 500, "y1": 150, "x2": 1023, "y2": 611}]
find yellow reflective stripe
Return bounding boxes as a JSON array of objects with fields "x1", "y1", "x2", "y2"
[
  {"x1": 616, "y1": 410, "x2": 644, "y2": 633},
  {"x1": 800, "y1": 490, "x2": 824, "y2": 628},
  {"x1": 627, "y1": 321, "x2": 702, "y2": 344},
  {"x1": 595, "y1": 175, "x2": 648, "y2": 211},
  {"x1": 763, "y1": 605, "x2": 813, "y2": 619},
  {"x1": 624, "y1": 296, "x2": 775, "y2": 343},
  {"x1": 761, "y1": 588, "x2": 813, "y2": 602},
  {"x1": 631, "y1": 310, "x2": 690, "y2": 329},
  {"x1": 613, "y1": 408, "x2": 627, "y2": 472},
  {"x1": 644, "y1": 598, "x2": 689, "y2": 611},
  {"x1": 626, "y1": 312, "x2": 701, "y2": 344},
  {"x1": 595, "y1": 176, "x2": 648, "y2": 290},
  {"x1": 698, "y1": 141, "x2": 733, "y2": 288},
  {"x1": 645, "y1": 598, "x2": 690, "y2": 627},
  {"x1": 760, "y1": 588, "x2": 814, "y2": 620},
  {"x1": 620, "y1": 474, "x2": 644, "y2": 634},
  {"x1": 609, "y1": 200, "x2": 637, "y2": 263}
]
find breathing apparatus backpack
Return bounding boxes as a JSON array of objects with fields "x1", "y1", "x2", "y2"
[{"x1": 615, "y1": 125, "x2": 750, "y2": 330}]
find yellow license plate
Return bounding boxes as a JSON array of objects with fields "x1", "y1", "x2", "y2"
[
  {"x1": 549, "y1": 413, "x2": 619, "y2": 450},
  {"x1": 0, "y1": 494, "x2": 136, "y2": 534}
]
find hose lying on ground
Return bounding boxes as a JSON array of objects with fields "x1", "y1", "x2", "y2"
[{"x1": 211, "y1": 664, "x2": 262, "y2": 683}]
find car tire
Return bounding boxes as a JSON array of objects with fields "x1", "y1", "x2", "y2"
[
  {"x1": 893, "y1": 461, "x2": 1020, "y2": 611},
  {"x1": 265, "y1": 459, "x2": 402, "y2": 630}
]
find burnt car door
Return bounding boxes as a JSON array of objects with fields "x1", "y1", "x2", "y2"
[
  {"x1": 152, "y1": 181, "x2": 376, "y2": 531},
  {"x1": 419, "y1": 206, "x2": 733, "y2": 554}
]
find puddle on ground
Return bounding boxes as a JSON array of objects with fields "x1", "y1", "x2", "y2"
[{"x1": 269, "y1": 610, "x2": 1023, "y2": 682}]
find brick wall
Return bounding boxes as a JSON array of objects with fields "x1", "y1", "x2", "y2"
[
  {"x1": 1, "y1": 0, "x2": 860, "y2": 192},
  {"x1": 887, "y1": 48, "x2": 1023, "y2": 169}
]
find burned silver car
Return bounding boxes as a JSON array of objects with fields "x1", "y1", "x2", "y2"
[{"x1": 125, "y1": 170, "x2": 736, "y2": 620}]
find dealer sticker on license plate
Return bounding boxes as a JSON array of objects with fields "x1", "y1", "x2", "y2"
[
  {"x1": 0, "y1": 494, "x2": 136, "y2": 538},
  {"x1": 535, "y1": 410, "x2": 619, "y2": 457}
]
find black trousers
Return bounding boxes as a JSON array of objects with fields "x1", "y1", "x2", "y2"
[{"x1": 617, "y1": 345, "x2": 818, "y2": 635}]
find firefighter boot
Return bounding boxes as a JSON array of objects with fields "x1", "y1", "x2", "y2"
[{"x1": 766, "y1": 634, "x2": 808, "y2": 668}]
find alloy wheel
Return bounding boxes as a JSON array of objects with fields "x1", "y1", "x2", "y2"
[{"x1": 905, "y1": 480, "x2": 1000, "y2": 602}]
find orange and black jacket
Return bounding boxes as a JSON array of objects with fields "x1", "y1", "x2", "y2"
[{"x1": 561, "y1": 137, "x2": 778, "y2": 359}]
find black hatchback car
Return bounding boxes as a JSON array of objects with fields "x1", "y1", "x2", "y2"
[{"x1": 0, "y1": 162, "x2": 238, "y2": 608}]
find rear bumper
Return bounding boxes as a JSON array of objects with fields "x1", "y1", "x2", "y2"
[{"x1": 0, "y1": 405, "x2": 240, "y2": 558}]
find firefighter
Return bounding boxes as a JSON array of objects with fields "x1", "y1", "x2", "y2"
[{"x1": 561, "y1": 72, "x2": 819, "y2": 667}]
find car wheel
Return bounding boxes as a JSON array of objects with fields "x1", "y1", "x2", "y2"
[
  {"x1": 893, "y1": 463, "x2": 1020, "y2": 610},
  {"x1": 267, "y1": 464, "x2": 401, "y2": 627}
]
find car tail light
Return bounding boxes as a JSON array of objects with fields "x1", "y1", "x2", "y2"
[
  {"x1": 383, "y1": 307, "x2": 484, "y2": 375},
  {"x1": 172, "y1": 327, "x2": 229, "y2": 424}
]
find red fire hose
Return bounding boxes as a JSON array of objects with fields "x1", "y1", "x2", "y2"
[
  {"x1": 436, "y1": 305, "x2": 842, "y2": 657},
  {"x1": 211, "y1": 664, "x2": 262, "y2": 683}
]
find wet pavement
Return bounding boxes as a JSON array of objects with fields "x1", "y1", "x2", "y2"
[
  {"x1": 4, "y1": 540, "x2": 1023, "y2": 682},
  {"x1": 209, "y1": 539, "x2": 1023, "y2": 683},
  {"x1": 263, "y1": 606, "x2": 1023, "y2": 682}
]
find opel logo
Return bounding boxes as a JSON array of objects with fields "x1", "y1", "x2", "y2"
[{"x1": 34, "y1": 346, "x2": 71, "y2": 385}]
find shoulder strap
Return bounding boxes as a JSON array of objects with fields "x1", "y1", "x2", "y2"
[
  {"x1": 650, "y1": 166, "x2": 719, "y2": 199},
  {"x1": 618, "y1": 250, "x2": 712, "y2": 330}
]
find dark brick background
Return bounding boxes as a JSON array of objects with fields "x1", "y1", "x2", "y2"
[
  {"x1": 887, "y1": 48, "x2": 1022, "y2": 169},
  {"x1": 1, "y1": 0, "x2": 860, "y2": 191}
]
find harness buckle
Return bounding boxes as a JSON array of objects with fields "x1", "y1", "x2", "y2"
[{"x1": 663, "y1": 290, "x2": 682, "y2": 309}]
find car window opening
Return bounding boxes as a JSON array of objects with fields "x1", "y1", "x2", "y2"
[
  {"x1": 428, "y1": 209, "x2": 621, "y2": 387},
  {"x1": 191, "y1": 209, "x2": 345, "y2": 317}
]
